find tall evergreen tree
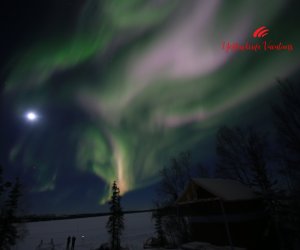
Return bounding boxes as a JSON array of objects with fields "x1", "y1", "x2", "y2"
[
  {"x1": 106, "y1": 181, "x2": 124, "y2": 250},
  {"x1": 0, "y1": 165, "x2": 22, "y2": 249},
  {"x1": 152, "y1": 209, "x2": 166, "y2": 246}
]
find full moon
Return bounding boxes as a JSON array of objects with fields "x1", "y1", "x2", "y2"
[{"x1": 25, "y1": 111, "x2": 38, "y2": 121}]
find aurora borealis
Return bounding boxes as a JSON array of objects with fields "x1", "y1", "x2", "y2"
[{"x1": 1, "y1": 0, "x2": 300, "y2": 213}]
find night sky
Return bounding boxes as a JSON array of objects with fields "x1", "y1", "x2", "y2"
[{"x1": 0, "y1": 0, "x2": 300, "y2": 214}]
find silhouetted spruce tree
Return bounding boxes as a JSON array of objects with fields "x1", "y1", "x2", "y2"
[
  {"x1": 152, "y1": 207, "x2": 166, "y2": 247},
  {"x1": 106, "y1": 181, "x2": 124, "y2": 250},
  {"x1": 0, "y1": 165, "x2": 22, "y2": 249}
]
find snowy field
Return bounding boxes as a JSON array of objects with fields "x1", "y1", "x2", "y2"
[{"x1": 14, "y1": 212, "x2": 154, "y2": 250}]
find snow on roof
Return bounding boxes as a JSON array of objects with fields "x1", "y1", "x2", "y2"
[{"x1": 192, "y1": 178, "x2": 257, "y2": 201}]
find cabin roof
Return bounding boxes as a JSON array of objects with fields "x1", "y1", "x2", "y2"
[
  {"x1": 177, "y1": 178, "x2": 257, "y2": 204},
  {"x1": 193, "y1": 178, "x2": 256, "y2": 201}
]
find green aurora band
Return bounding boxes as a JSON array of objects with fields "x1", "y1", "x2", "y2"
[{"x1": 4, "y1": 0, "x2": 300, "y2": 204}]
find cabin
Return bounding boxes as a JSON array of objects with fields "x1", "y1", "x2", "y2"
[{"x1": 175, "y1": 178, "x2": 270, "y2": 250}]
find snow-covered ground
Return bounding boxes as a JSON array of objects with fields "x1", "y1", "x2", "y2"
[{"x1": 14, "y1": 212, "x2": 154, "y2": 250}]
